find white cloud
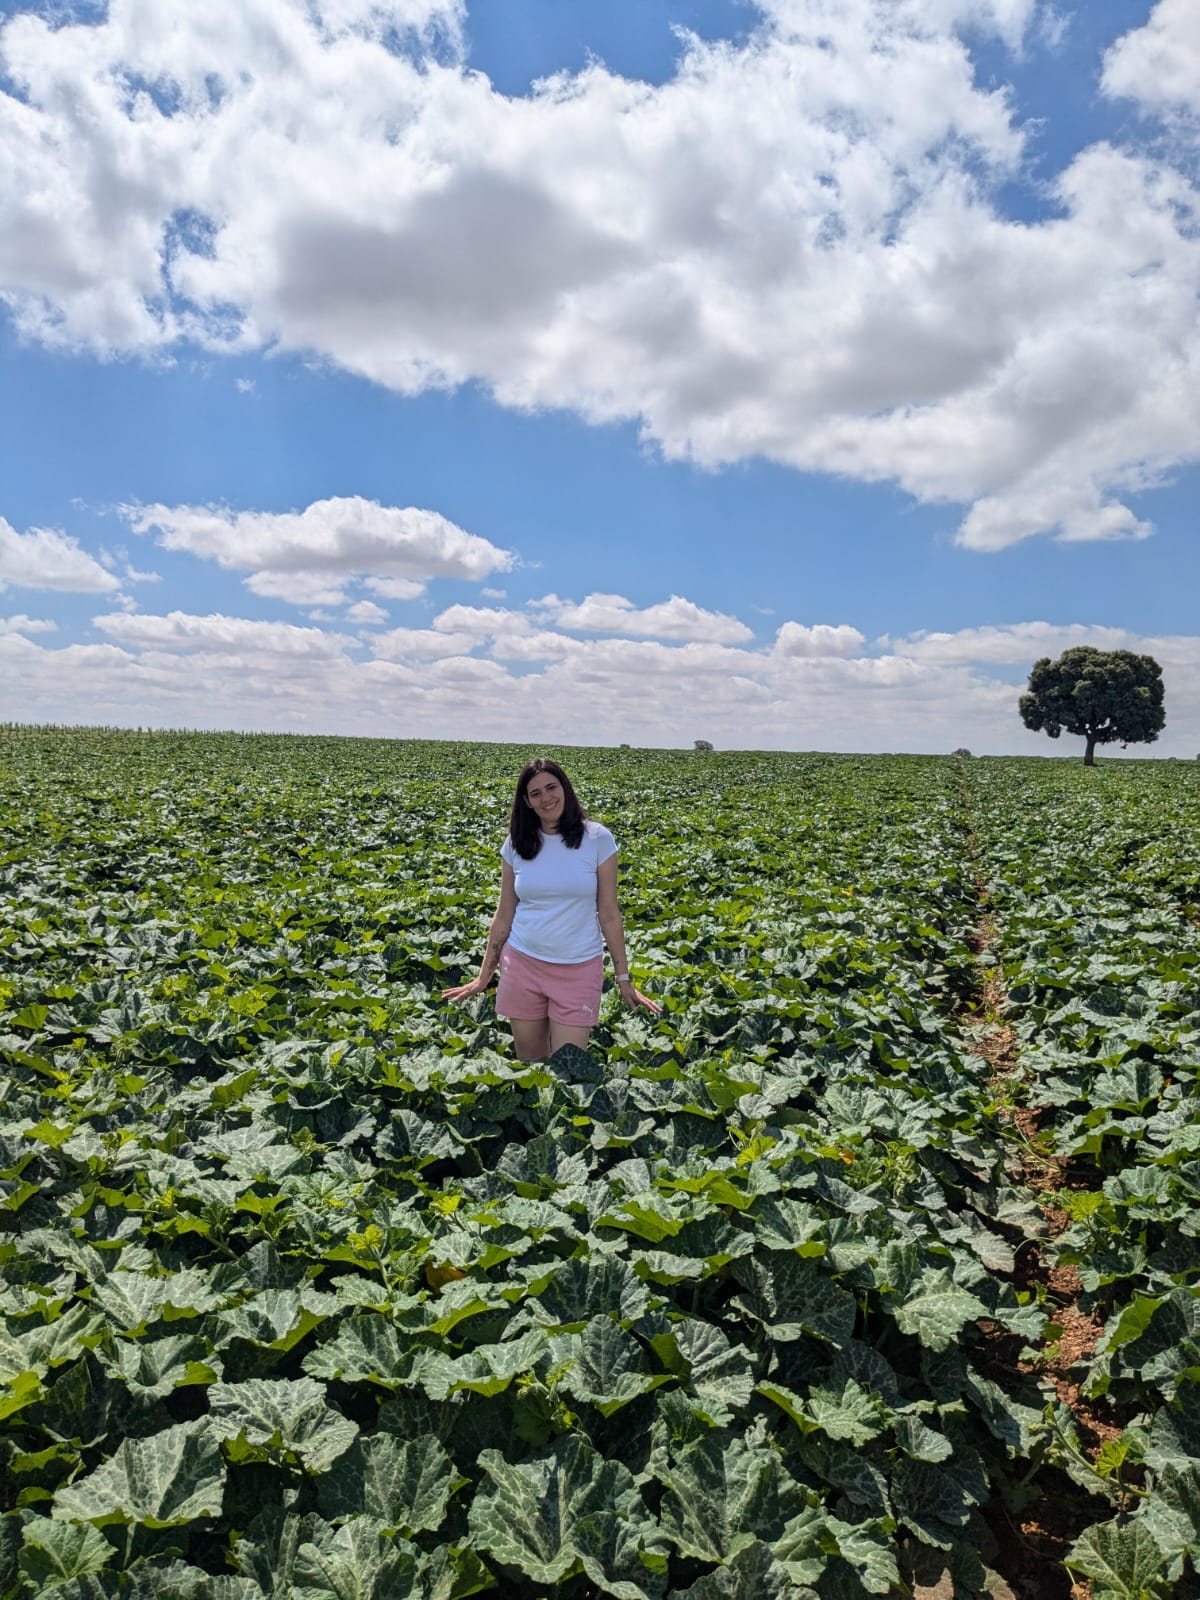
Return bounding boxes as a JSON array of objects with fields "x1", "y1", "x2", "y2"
[
  {"x1": 315, "y1": 0, "x2": 465, "y2": 45},
  {"x1": 0, "y1": 517, "x2": 122, "y2": 594},
  {"x1": 0, "y1": 613, "x2": 57, "y2": 635},
  {"x1": 1102, "y1": 0, "x2": 1200, "y2": 124},
  {"x1": 890, "y1": 622, "x2": 1200, "y2": 679},
  {"x1": 7, "y1": 605, "x2": 1198, "y2": 755},
  {"x1": 892, "y1": 622, "x2": 1134, "y2": 665},
  {"x1": 530, "y1": 592, "x2": 755, "y2": 644},
  {"x1": 488, "y1": 629, "x2": 579, "y2": 662},
  {"x1": 773, "y1": 621, "x2": 866, "y2": 657},
  {"x1": 371, "y1": 625, "x2": 478, "y2": 659},
  {"x1": 246, "y1": 570, "x2": 351, "y2": 606},
  {"x1": 3, "y1": 2, "x2": 1198, "y2": 547},
  {"x1": 423, "y1": 603, "x2": 579, "y2": 660},
  {"x1": 431, "y1": 603, "x2": 530, "y2": 638},
  {"x1": 345, "y1": 598, "x2": 388, "y2": 624},
  {"x1": 481, "y1": 586, "x2": 507, "y2": 599},
  {"x1": 92, "y1": 610, "x2": 356, "y2": 657},
  {"x1": 121, "y1": 496, "x2": 513, "y2": 606},
  {"x1": 364, "y1": 576, "x2": 428, "y2": 601}
]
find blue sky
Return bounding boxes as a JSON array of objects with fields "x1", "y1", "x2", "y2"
[{"x1": 1, "y1": 0, "x2": 1197, "y2": 754}]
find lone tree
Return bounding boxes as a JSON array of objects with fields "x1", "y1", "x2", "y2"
[{"x1": 1019, "y1": 646, "x2": 1165, "y2": 766}]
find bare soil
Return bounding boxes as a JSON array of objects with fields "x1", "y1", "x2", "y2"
[{"x1": 955, "y1": 770, "x2": 1122, "y2": 1599}]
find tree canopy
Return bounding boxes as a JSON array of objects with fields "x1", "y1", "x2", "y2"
[{"x1": 1019, "y1": 646, "x2": 1165, "y2": 765}]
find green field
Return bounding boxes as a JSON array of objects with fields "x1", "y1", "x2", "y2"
[{"x1": 2, "y1": 729, "x2": 1199, "y2": 1600}]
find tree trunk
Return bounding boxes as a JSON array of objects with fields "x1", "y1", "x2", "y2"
[{"x1": 1084, "y1": 733, "x2": 1097, "y2": 766}]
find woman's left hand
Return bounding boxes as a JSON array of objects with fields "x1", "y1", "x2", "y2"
[{"x1": 618, "y1": 978, "x2": 662, "y2": 1015}]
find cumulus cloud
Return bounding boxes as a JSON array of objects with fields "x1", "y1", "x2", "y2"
[
  {"x1": 0, "y1": 613, "x2": 57, "y2": 635},
  {"x1": 6, "y1": 603, "x2": 1199, "y2": 753},
  {"x1": 431, "y1": 604, "x2": 530, "y2": 638},
  {"x1": 246, "y1": 571, "x2": 352, "y2": 607},
  {"x1": 887, "y1": 622, "x2": 1200, "y2": 673},
  {"x1": 530, "y1": 592, "x2": 755, "y2": 644},
  {"x1": 2, "y1": 1, "x2": 1197, "y2": 548},
  {"x1": 424, "y1": 604, "x2": 577, "y2": 660},
  {"x1": 363, "y1": 576, "x2": 428, "y2": 601},
  {"x1": 773, "y1": 621, "x2": 866, "y2": 657},
  {"x1": 315, "y1": 0, "x2": 465, "y2": 46},
  {"x1": 371, "y1": 625, "x2": 479, "y2": 660},
  {"x1": 1102, "y1": 0, "x2": 1200, "y2": 124},
  {"x1": 0, "y1": 517, "x2": 122, "y2": 594},
  {"x1": 345, "y1": 598, "x2": 388, "y2": 624},
  {"x1": 892, "y1": 622, "x2": 1135, "y2": 665},
  {"x1": 92, "y1": 610, "x2": 356, "y2": 657},
  {"x1": 121, "y1": 496, "x2": 513, "y2": 606}
]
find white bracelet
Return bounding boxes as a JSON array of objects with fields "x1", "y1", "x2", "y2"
[{"x1": 614, "y1": 972, "x2": 631, "y2": 983}]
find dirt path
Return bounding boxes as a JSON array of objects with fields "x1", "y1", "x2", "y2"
[{"x1": 953, "y1": 760, "x2": 1119, "y2": 1600}]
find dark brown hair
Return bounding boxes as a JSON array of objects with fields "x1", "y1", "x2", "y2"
[{"x1": 508, "y1": 757, "x2": 587, "y2": 858}]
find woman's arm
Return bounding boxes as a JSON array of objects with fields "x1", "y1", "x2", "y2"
[
  {"x1": 597, "y1": 855, "x2": 661, "y2": 1014},
  {"x1": 441, "y1": 864, "x2": 517, "y2": 1001}
]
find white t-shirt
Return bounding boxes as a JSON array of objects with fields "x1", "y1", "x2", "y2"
[{"x1": 501, "y1": 820, "x2": 618, "y2": 964}]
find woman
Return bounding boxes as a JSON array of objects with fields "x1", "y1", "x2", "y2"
[{"x1": 442, "y1": 757, "x2": 660, "y2": 1059}]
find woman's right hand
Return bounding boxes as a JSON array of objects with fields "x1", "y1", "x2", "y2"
[{"x1": 441, "y1": 974, "x2": 492, "y2": 1003}]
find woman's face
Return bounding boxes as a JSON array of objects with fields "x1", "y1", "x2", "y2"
[{"x1": 525, "y1": 770, "x2": 565, "y2": 830}]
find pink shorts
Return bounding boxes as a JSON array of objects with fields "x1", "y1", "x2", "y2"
[{"x1": 495, "y1": 946, "x2": 604, "y2": 1026}]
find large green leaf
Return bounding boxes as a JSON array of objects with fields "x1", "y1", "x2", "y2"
[
  {"x1": 573, "y1": 1512, "x2": 670, "y2": 1600},
  {"x1": 0, "y1": 1303, "x2": 105, "y2": 1386},
  {"x1": 469, "y1": 1435, "x2": 652, "y2": 1586},
  {"x1": 301, "y1": 1316, "x2": 417, "y2": 1388},
  {"x1": 18, "y1": 1516, "x2": 114, "y2": 1589},
  {"x1": 822, "y1": 1513, "x2": 901, "y2": 1596},
  {"x1": 730, "y1": 1253, "x2": 857, "y2": 1345},
  {"x1": 668, "y1": 1320, "x2": 755, "y2": 1420},
  {"x1": 91, "y1": 1274, "x2": 184, "y2": 1336},
  {"x1": 659, "y1": 1434, "x2": 795, "y2": 1562},
  {"x1": 397, "y1": 1329, "x2": 549, "y2": 1400},
  {"x1": 550, "y1": 1315, "x2": 667, "y2": 1415},
  {"x1": 217, "y1": 1289, "x2": 335, "y2": 1352},
  {"x1": 229, "y1": 1508, "x2": 327, "y2": 1597},
  {"x1": 209, "y1": 1378, "x2": 358, "y2": 1471},
  {"x1": 532, "y1": 1256, "x2": 652, "y2": 1327},
  {"x1": 316, "y1": 1433, "x2": 463, "y2": 1534},
  {"x1": 52, "y1": 1421, "x2": 225, "y2": 1527},
  {"x1": 666, "y1": 1539, "x2": 810, "y2": 1599},
  {"x1": 758, "y1": 1377, "x2": 887, "y2": 1446},
  {"x1": 890, "y1": 1268, "x2": 988, "y2": 1352},
  {"x1": 293, "y1": 1517, "x2": 421, "y2": 1600},
  {"x1": 767, "y1": 1505, "x2": 827, "y2": 1584},
  {"x1": 105, "y1": 1334, "x2": 219, "y2": 1400},
  {"x1": 1065, "y1": 1520, "x2": 1170, "y2": 1600},
  {"x1": 1142, "y1": 1465, "x2": 1200, "y2": 1568},
  {"x1": 890, "y1": 1458, "x2": 972, "y2": 1549},
  {"x1": 792, "y1": 1435, "x2": 889, "y2": 1518},
  {"x1": 28, "y1": 1559, "x2": 265, "y2": 1598},
  {"x1": 1145, "y1": 1390, "x2": 1200, "y2": 1472}
]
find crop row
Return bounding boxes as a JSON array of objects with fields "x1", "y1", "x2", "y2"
[{"x1": 966, "y1": 758, "x2": 1200, "y2": 1596}]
